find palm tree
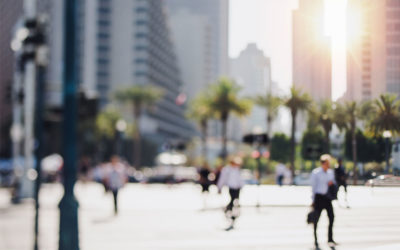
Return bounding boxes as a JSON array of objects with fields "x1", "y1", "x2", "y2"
[
  {"x1": 186, "y1": 92, "x2": 214, "y2": 162},
  {"x1": 254, "y1": 93, "x2": 282, "y2": 145},
  {"x1": 115, "y1": 85, "x2": 163, "y2": 168},
  {"x1": 333, "y1": 101, "x2": 372, "y2": 184},
  {"x1": 367, "y1": 94, "x2": 400, "y2": 135},
  {"x1": 310, "y1": 100, "x2": 334, "y2": 153},
  {"x1": 284, "y1": 86, "x2": 312, "y2": 179},
  {"x1": 95, "y1": 107, "x2": 122, "y2": 159},
  {"x1": 209, "y1": 77, "x2": 252, "y2": 159},
  {"x1": 367, "y1": 94, "x2": 400, "y2": 173},
  {"x1": 96, "y1": 107, "x2": 122, "y2": 139}
]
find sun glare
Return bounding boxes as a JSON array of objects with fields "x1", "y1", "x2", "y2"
[{"x1": 324, "y1": 0, "x2": 347, "y2": 41}]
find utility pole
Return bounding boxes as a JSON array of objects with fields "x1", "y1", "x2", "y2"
[
  {"x1": 21, "y1": 0, "x2": 37, "y2": 199},
  {"x1": 58, "y1": 0, "x2": 80, "y2": 249}
]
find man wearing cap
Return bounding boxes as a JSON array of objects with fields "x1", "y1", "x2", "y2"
[{"x1": 310, "y1": 154, "x2": 337, "y2": 248}]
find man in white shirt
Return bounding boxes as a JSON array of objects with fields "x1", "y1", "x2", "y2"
[
  {"x1": 310, "y1": 154, "x2": 337, "y2": 248},
  {"x1": 275, "y1": 163, "x2": 286, "y2": 186},
  {"x1": 217, "y1": 156, "x2": 244, "y2": 213},
  {"x1": 106, "y1": 156, "x2": 127, "y2": 215}
]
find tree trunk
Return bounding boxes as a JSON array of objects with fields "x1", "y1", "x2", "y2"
[
  {"x1": 267, "y1": 114, "x2": 272, "y2": 153},
  {"x1": 133, "y1": 107, "x2": 141, "y2": 169},
  {"x1": 201, "y1": 119, "x2": 208, "y2": 163},
  {"x1": 324, "y1": 129, "x2": 331, "y2": 154},
  {"x1": 221, "y1": 116, "x2": 228, "y2": 160},
  {"x1": 290, "y1": 111, "x2": 296, "y2": 182},
  {"x1": 351, "y1": 124, "x2": 357, "y2": 185}
]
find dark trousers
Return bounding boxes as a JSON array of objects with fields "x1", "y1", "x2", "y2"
[
  {"x1": 313, "y1": 194, "x2": 334, "y2": 244},
  {"x1": 112, "y1": 190, "x2": 119, "y2": 214},
  {"x1": 226, "y1": 188, "x2": 240, "y2": 211}
]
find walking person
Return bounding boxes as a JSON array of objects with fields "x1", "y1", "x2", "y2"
[
  {"x1": 334, "y1": 158, "x2": 349, "y2": 207},
  {"x1": 106, "y1": 156, "x2": 127, "y2": 215},
  {"x1": 310, "y1": 154, "x2": 337, "y2": 249},
  {"x1": 275, "y1": 162, "x2": 286, "y2": 186},
  {"x1": 217, "y1": 156, "x2": 244, "y2": 230},
  {"x1": 198, "y1": 162, "x2": 211, "y2": 209},
  {"x1": 198, "y1": 162, "x2": 211, "y2": 193}
]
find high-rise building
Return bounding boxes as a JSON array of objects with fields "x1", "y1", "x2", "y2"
[
  {"x1": 230, "y1": 43, "x2": 276, "y2": 140},
  {"x1": 346, "y1": 0, "x2": 395, "y2": 101},
  {"x1": 165, "y1": 0, "x2": 229, "y2": 88},
  {"x1": 0, "y1": 0, "x2": 23, "y2": 157},
  {"x1": 168, "y1": 9, "x2": 212, "y2": 100},
  {"x1": 292, "y1": 0, "x2": 332, "y2": 101}
]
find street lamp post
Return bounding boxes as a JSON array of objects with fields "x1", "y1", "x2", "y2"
[
  {"x1": 383, "y1": 130, "x2": 392, "y2": 174},
  {"x1": 58, "y1": 0, "x2": 79, "y2": 249}
]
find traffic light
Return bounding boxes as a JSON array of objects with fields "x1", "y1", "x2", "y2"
[
  {"x1": 77, "y1": 91, "x2": 98, "y2": 119},
  {"x1": 242, "y1": 133, "x2": 269, "y2": 145}
]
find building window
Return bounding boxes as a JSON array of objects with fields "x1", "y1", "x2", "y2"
[
  {"x1": 98, "y1": 7, "x2": 110, "y2": 14},
  {"x1": 97, "y1": 33, "x2": 110, "y2": 39},
  {"x1": 136, "y1": 20, "x2": 147, "y2": 25},
  {"x1": 136, "y1": 7, "x2": 147, "y2": 13},
  {"x1": 97, "y1": 45, "x2": 109, "y2": 52},
  {"x1": 135, "y1": 32, "x2": 147, "y2": 38},
  {"x1": 97, "y1": 20, "x2": 110, "y2": 26},
  {"x1": 135, "y1": 45, "x2": 147, "y2": 51}
]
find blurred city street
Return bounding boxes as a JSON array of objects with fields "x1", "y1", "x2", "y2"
[{"x1": 1, "y1": 183, "x2": 400, "y2": 250}]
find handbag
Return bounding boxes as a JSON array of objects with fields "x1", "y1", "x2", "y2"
[
  {"x1": 307, "y1": 209, "x2": 317, "y2": 224},
  {"x1": 325, "y1": 184, "x2": 338, "y2": 201}
]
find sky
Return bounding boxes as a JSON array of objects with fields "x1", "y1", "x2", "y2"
[{"x1": 229, "y1": 0, "x2": 347, "y2": 100}]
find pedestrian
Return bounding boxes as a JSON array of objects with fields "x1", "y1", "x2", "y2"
[
  {"x1": 217, "y1": 156, "x2": 244, "y2": 230},
  {"x1": 106, "y1": 156, "x2": 127, "y2": 215},
  {"x1": 275, "y1": 162, "x2": 286, "y2": 186},
  {"x1": 198, "y1": 162, "x2": 211, "y2": 193},
  {"x1": 310, "y1": 154, "x2": 337, "y2": 249},
  {"x1": 78, "y1": 156, "x2": 91, "y2": 182},
  {"x1": 334, "y1": 158, "x2": 348, "y2": 205}
]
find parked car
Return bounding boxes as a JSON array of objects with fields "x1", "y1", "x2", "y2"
[{"x1": 365, "y1": 174, "x2": 400, "y2": 187}]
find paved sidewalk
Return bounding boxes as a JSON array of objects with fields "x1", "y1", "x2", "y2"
[{"x1": 1, "y1": 183, "x2": 400, "y2": 250}]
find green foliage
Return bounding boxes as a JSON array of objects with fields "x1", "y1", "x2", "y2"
[
  {"x1": 301, "y1": 130, "x2": 324, "y2": 160},
  {"x1": 270, "y1": 133, "x2": 291, "y2": 163},
  {"x1": 186, "y1": 92, "x2": 215, "y2": 126},
  {"x1": 284, "y1": 86, "x2": 312, "y2": 117},
  {"x1": 367, "y1": 94, "x2": 400, "y2": 136},
  {"x1": 254, "y1": 93, "x2": 281, "y2": 130},
  {"x1": 114, "y1": 85, "x2": 164, "y2": 117},
  {"x1": 345, "y1": 130, "x2": 388, "y2": 163},
  {"x1": 208, "y1": 77, "x2": 253, "y2": 121},
  {"x1": 95, "y1": 107, "x2": 122, "y2": 139}
]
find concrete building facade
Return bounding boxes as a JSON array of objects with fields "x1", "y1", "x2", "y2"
[
  {"x1": 165, "y1": 0, "x2": 230, "y2": 87},
  {"x1": 292, "y1": 0, "x2": 332, "y2": 102},
  {"x1": 346, "y1": 0, "x2": 400, "y2": 101},
  {"x1": 230, "y1": 43, "x2": 276, "y2": 140}
]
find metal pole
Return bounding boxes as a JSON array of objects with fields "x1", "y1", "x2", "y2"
[
  {"x1": 34, "y1": 62, "x2": 46, "y2": 250},
  {"x1": 385, "y1": 138, "x2": 390, "y2": 174},
  {"x1": 58, "y1": 0, "x2": 79, "y2": 249},
  {"x1": 11, "y1": 49, "x2": 24, "y2": 203},
  {"x1": 20, "y1": 0, "x2": 37, "y2": 199}
]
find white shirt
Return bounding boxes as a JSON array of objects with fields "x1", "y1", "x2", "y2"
[
  {"x1": 276, "y1": 163, "x2": 286, "y2": 176},
  {"x1": 107, "y1": 163, "x2": 126, "y2": 191},
  {"x1": 310, "y1": 167, "x2": 335, "y2": 201},
  {"x1": 217, "y1": 165, "x2": 244, "y2": 190}
]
